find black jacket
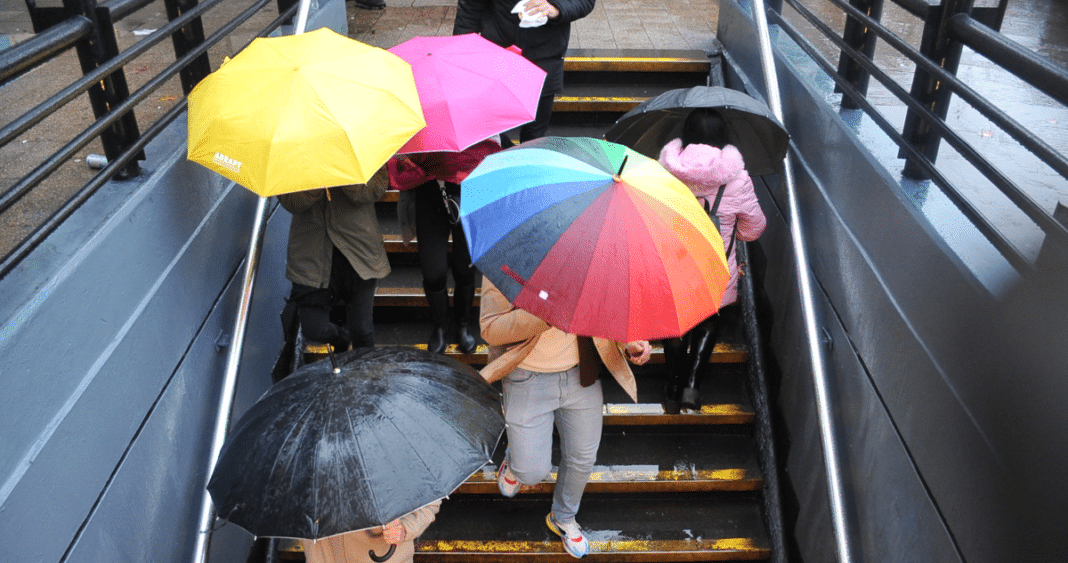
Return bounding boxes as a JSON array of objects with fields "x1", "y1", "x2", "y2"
[{"x1": 453, "y1": 0, "x2": 595, "y2": 94}]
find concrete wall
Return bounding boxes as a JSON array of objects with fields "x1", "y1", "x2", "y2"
[
  {"x1": 0, "y1": 115, "x2": 291, "y2": 563},
  {"x1": 0, "y1": 2, "x2": 347, "y2": 561}
]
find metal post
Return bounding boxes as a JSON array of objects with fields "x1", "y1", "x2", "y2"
[
  {"x1": 748, "y1": 0, "x2": 861, "y2": 561},
  {"x1": 62, "y1": 0, "x2": 144, "y2": 178},
  {"x1": 190, "y1": 3, "x2": 312, "y2": 562},
  {"x1": 163, "y1": 0, "x2": 213, "y2": 94},
  {"x1": 835, "y1": 0, "x2": 884, "y2": 109},
  {"x1": 900, "y1": 0, "x2": 973, "y2": 179}
]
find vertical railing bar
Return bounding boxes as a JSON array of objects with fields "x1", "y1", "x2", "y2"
[
  {"x1": 0, "y1": 0, "x2": 278, "y2": 217},
  {"x1": 1, "y1": 0, "x2": 234, "y2": 149},
  {"x1": 819, "y1": 0, "x2": 1068, "y2": 183},
  {"x1": 0, "y1": 0, "x2": 296, "y2": 281},
  {"x1": 765, "y1": 6, "x2": 1034, "y2": 273},
  {"x1": 781, "y1": 0, "x2": 1068, "y2": 248}
]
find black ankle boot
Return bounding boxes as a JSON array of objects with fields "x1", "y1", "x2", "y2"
[
  {"x1": 425, "y1": 287, "x2": 450, "y2": 354},
  {"x1": 453, "y1": 283, "x2": 477, "y2": 354},
  {"x1": 680, "y1": 326, "x2": 716, "y2": 410},
  {"x1": 662, "y1": 337, "x2": 685, "y2": 414}
]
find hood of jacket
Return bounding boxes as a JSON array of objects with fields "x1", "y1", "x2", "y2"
[{"x1": 658, "y1": 138, "x2": 746, "y2": 200}]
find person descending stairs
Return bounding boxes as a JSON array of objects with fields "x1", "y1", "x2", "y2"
[{"x1": 277, "y1": 37, "x2": 784, "y2": 563}]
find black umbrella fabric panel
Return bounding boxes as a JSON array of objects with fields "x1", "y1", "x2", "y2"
[
  {"x1": 207, "y1": 347, "x2": 504, "y2": 540},
  {"x1": 605, "y1": 86, "x2": 790, "y2": 176}
]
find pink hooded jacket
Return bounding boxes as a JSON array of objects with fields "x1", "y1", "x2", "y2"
[{"x1": 659, "y1": 138, "x2": 766, "y2": 307}]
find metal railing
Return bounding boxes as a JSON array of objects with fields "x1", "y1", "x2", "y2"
[
  {"x1": 0, "y1": 0, "x2": 299, "y2": 279},
  {"x1": 769, "y1": 0, "x2": 1068, "y2": 275}
]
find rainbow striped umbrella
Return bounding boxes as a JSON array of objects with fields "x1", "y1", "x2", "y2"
[{"x1": 460, "y1": 137, "x2": 729, "y2": 342}]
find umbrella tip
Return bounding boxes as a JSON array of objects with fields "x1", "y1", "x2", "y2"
[{"x1": 327, "y1": 346, "x2": 341, "y2": 372}]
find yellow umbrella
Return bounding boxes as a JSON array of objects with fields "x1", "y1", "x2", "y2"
[{"x1": 187, "y1": 27, "x2": 426, "y2": 196}]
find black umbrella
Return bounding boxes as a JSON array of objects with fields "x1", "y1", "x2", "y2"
[
  {"x1": 604, "y1": 86, "x2": 790, "y2": 176},
  {"x1": 207, "y1": 346, "x2": 504, "y2": 540}
]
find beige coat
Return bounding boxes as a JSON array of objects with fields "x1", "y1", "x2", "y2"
[
  {"x1": 478, "y1": 279, "x2": 639, "y2": 402},
  {"x1": 299, "y1": 499, "x2": 441, "y2": 563},
  {"x1": 278, "y1": 167, "x2": 391, "y2": 288}
]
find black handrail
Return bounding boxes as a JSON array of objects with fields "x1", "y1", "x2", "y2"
[
  {"x1": 0, "y1": 16, "x2": 94, "y2": 79},
  {"x1": 824, "y1": 0, "x2": 1068, "y2": 191},
  {"x1": 736, "y1": 240, "x2": 788, "y2": 563},
  {"x1": 771, "y1": 3, "x2": 1033, "y2": 272},
  {"x1": 775, "y1": 0, "x2": 1068, "y2": 271},
  {"x1": 947, "y1": 13, "x2": 1068, "y2": 107},
  {"x1": 0, "y1": 0, "x2": 296, "y2": 279}
]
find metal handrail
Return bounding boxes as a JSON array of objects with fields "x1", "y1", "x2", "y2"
[
  {"x1": 749, "y1": 0, "x2": 861, "y2": 561},
  {"x1": 772, "y1": 1, "x2": 1037, "y2": 272},
  {"x1": 947, "y1": 13, "x2": 1068, "y2": 107},
  {"x1": 0, "y1": 0, "x2": 289, "y2": 279},
  {"x1": 777, "y1": 0, "x2": 1068, "y2": 268},
  {"x1": 0, "y1": 16, "x2": 94, "y2": 79},
  {"x1": 819, "y1": 0, "x2": 1068, "y2": 239}
]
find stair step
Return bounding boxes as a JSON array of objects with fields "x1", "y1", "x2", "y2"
[
  {"x1": 564, "y1": 49, "x2": 712, "y2": 73},
  {"x1": 375, "y1": 265, "x2": 483, "y2": 307},
  {"x1": 415, "y1": 495, "x2": 770, "y2": 562},
  {"x1": 553, "y1": 95, "x2": 647, "y2": 113},
  {"x1": 461, "y1": 433, "x2": 762, "y2": 494},
  {"x1": 350, "y1": 342, "x2": 749, "y2": 367},
  {"x1": 603, "y1": 401, "x2": 754, "y2": 425}
]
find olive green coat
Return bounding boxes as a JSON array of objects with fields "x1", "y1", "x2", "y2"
[{"x1": 278, "y1": 167, "x2": 390, "y2": 288}]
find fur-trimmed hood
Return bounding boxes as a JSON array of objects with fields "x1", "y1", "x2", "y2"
[{"x1": 658, "y1": 138, "x2": 747, "y2": 200}]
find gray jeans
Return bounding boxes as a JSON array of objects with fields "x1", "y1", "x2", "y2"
[{"x1": 502, "y1": 366, "x2": 603, "y2": 523}]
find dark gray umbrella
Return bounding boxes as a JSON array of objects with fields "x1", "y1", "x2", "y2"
[
  {"x1": 604, "y1": 86, "x2": 790, "y2": 176},
  {"x1": 206, "y1": 346, "x2": 504, "y2": 540}
]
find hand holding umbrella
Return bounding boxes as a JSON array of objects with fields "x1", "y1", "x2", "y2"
[{"x1": 460, "y1": 136, "x2": 730, "y2": 342}]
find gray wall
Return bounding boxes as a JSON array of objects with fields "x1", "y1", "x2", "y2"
[
  {"x1": 717, "y1": 0, "x2": 1067, "y2": 561},
  {"x1": 0, "y1": 3, "x2": 348, "y2": 561},
  {"x1": 0, "y1": 118, "x2": 291, "y2": 563}
]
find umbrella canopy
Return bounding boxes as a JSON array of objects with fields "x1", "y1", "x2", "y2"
[
  {"x1": 388, "y1": 33, "x2": 546, "y2": 154},
  {"x1": 604, "y1": 86, "x2": 789, "y2": 176},
  {"x1": 460, "y1": 137, "x2": 729, "y2": 343},
  {"x1": 206, "y1": 346, "x2": 504, "y2": 540},
  {"x1": 187, "y1": 28, "x2": 426, "y2": 196}
]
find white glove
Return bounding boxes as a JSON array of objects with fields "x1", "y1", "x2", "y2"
[{"x1": 512, "y1": 0, "x2": 548, "y2": 28}]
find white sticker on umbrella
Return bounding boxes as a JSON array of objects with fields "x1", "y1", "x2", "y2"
[{"x1": 539, "y1": 290, "x2": 549, "y2": 300}]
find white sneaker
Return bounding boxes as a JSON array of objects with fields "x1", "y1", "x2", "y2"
[
  {"x1": 497, "y1": 457, "x2": 521, "y2": 498},
  {"x1": 546, "y1": 512, "x2": 589, "y2": 559}
]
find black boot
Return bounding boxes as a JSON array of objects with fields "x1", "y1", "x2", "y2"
[
  {"x1": 426, "y1": 286, "x2": 450, "y2": 354},
  {"x1": 453, "y1": 283, "x2": 477, "y2": 354},
  {"x1": 680, "y1": 325, "x2": 717, "y2": 411},
  {"x1": 662, "y1": 337, "x2": 686, "y2": 415}
]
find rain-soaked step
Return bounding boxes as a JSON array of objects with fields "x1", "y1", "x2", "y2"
[
  {"x1": 375, "y1": 263, "x2": 484, "y2": 307},
  {"x1": 556, "y1": 49, "x2": 713, "y2": 113},
  {"x1": 413, "y1": 494, "x2": 771, "y2": 562},
  {"x1": 367, "y1": 324, "x2": 750, "y2": 371},
  {"x1": 459, "y1": 430, "x2": 763, "y2": 495},
  {"x1": 548, "y1": 49, "x2": 714, "y2": 138}
]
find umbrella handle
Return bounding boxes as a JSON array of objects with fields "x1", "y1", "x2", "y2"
[{"x1": 369, "y1": 545, "x2": 396, "y2": 562}]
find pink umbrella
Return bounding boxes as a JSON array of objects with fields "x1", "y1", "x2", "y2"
[{"x1": 388, "y1": 34, "x2": 547, "y2": 154}]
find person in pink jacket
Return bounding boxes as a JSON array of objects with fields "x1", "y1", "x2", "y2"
[{"x1": 657, "y1": 107, "x2": 767, "y2": 413}]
